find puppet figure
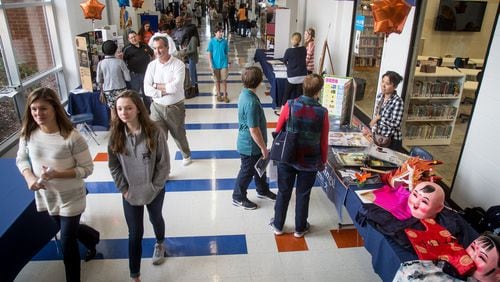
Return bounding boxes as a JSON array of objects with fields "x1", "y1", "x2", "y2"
[
  {"x1": 466, "y1": 232, "x2": 500, "y2": 282},
  {"x1": 408, "y1": 181, "x2": 445, "y2": 219}
]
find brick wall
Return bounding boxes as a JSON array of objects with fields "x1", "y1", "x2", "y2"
[{"x1": 6, "y1": 6, "x2": 53, "y2": 78}]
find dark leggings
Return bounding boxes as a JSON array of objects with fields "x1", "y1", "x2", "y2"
[
  {"x1": 122, "y1": 190, "x2": 166, "y2": 278},
  {"x1": 52, "y1": 214, "x2": 82, "y2": 282},
  {"x1": 281, "y1": 81, "x2": 303, "y2": 107}
]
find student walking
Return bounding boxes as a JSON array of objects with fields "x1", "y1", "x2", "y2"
[
  {"x1": 207, "y1": 27, "x2": 230, "y2": 103},
  {"x1": 108, "y1": 90, "x2": 170, "y2": 282}
]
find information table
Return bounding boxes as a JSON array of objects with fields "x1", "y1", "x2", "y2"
[{"x1": 253, "y1": 49, "x2": 287, "y2": 109}]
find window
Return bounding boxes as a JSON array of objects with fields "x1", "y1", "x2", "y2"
[{"x1": 0, "y1": 0, "x2": 65, "y2": 150}]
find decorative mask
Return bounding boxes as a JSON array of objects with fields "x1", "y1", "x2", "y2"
[
  {"x1": 407, "y1": 181, "x2": 444, "y2": 219},
  {"x1": 466, "y1": 233, "x2": 500, "y2": 282}
]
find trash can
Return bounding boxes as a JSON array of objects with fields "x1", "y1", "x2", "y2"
[{"x1": 354, "y1": 77, "x2": 366, "y2": 101}]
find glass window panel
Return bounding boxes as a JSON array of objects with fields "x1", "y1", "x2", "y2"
[
  {"x1": 23, "y1": 72, "x2": 60, "y2": 99},
  {"x1": 0, "y1": 96, "x2": 21, "y2": 145},
  {"x1": 5, "y1": 5, "x2": 55, "y2": 80},
  {"x1": 0, "y1": 47, "x2": 8, "y2": 87}
]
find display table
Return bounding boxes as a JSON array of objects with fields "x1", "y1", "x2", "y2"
[
  {"x1": 67, "y1": 90, "x2": 110, "y2": 129},
  {"x1": 254, "y1": 49, "x2": 286, "y2": 109},
  {"x1": 317, "y1": 145, "x2": 477, "y2": 281},
  {"x1": 317, "y1": 152, "x2": 417, "y2": 282},
  {"x1": 0, "y1": 159, "x2": 58, "y2": 281}
]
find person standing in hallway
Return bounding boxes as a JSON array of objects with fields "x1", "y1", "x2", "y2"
[
  {"x1": 138, "y1": 21, "x2": 154, "y2": 45},
  {"x1": 369, "y1": 70, "x2": 404, "y2": 152},
  {"x1": 179, "y1": 25, "x2": 200, "y2": 96},
  {"x1": 144, "y1": 36, "x2": 193, "y2": 166},
  {"x1": 123, "y1": 30, "x2": 154, "y2": 112},
  {"x1": 16, "y1": 87, "x2": 97, "y2": 282},
  {"x1": 97, "y1": 40, "x2": 130, "y2": 119},
  {"x1": 276, "y1": 32, "x2": 307, "y2": 115},
  {"x1": 108, "y1": 91, "x2": 170, "y2": 282},
  {"x1": 207, "y1": 27, "x2": 230, "y2": 103},
  {"x1": 304, "y1": 28, "x2": 316, "y2": 74},
  {"x1": 232, "y1": 67, "x2": 277, "y2": 210},
  {"x1": 270, "y1": 74, "x2": 329, "y2": 238}
]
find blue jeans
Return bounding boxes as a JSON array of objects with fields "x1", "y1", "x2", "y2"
[
  {"x1": 273, "y1": 163, "x2": 317, "y2": 232},
  {"x1": 128, "y1": 72, "x2": 151, "y2": 112},
  {"x1": 122, "y1": 190, "x2": 165, "y2": 278},
  {"x1": 52, "y1": 214, "x2": 82, "y2": 282},
  {"x1": 188, "y1": 57, "x2": 198, "y2": 87},
  {"x1": 232, "y1": 154, "x2": 270, "y2": 201}
]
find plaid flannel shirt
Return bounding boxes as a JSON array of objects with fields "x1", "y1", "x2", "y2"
[{"x1": 374, "y1": 92, "x2": 404, "y2": 140}]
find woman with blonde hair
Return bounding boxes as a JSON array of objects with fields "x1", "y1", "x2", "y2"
[
  {"x1": 108, "y1": 90, "x2": 170, "y2": 282},
  {"x1": 304, "y1": 28, "x2": 316, "y2": 74},
  {"x1": 16, "y1": 87, "x2": 96, "y2": 281}
]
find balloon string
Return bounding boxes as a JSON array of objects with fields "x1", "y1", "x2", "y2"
[{"x1": 92, "y1": 19, "x2": 95, "y2": 30}]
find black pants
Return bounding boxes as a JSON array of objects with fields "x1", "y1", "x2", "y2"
[{"x1": 281, "y1": 81, "x2": 303, "y2": 107}]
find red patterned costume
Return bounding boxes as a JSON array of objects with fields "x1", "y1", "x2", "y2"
[{"x1": 405, "y1": 218, "x2": 476, "y2": 276}]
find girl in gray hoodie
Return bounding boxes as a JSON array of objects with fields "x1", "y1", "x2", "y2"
[{"x1": 108, "y1": 90, "x2": 170, "y2": 282}]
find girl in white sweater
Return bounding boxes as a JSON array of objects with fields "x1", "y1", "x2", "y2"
[{"x1": 16, "y1": 87, "x2": 95, "y2": 282}]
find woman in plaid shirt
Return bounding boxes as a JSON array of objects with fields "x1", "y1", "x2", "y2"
[{"x1": 369, "y1": 71, "x2": 404, "y2": 151}]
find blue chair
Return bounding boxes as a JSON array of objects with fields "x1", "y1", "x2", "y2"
[
  {"x1": 409, "y1": 146, "x2": 433, "y2": 160},
  {"x1": 70, "y1": 113, "x2": 99, "y2": 145},
  {"x1": 454, "y1": 57, "x2": 469, "y2": 68}
]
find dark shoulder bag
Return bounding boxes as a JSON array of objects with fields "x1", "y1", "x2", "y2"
[
  {"x1": 373, "y1": 96, "x2": 392, "y2": 147},
  {"x1": 270, "y1": 101, "x2": 298, "y2": 163}
]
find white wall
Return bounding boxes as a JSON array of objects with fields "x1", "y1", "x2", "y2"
[
  {"x1": 304, "y1": 0, "x2": 354, "y2": 76},
  {"x1": 451, "y1": 16, "x2": 500, "y2": 209}
]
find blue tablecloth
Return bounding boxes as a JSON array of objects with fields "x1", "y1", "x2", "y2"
[
  {"x1": 0, "y1": 159, "x2": 58, "y2": 281},
  {"x1": 254, "y1": 49, "x2": 286, "y2": 109},
  {"x1": 67, "y1": 90, "x2": 110, "y2": 129}
]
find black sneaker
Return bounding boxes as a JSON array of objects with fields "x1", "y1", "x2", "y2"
[
  {"x1": 257, "y1": 190, "x2": 277, "y2": 201},
  {"x1": 232, "y1": 198, "x2": 258, "y2": 210}
]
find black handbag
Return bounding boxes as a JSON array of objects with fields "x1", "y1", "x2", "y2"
[{"x1": 270, "y1": 101, "x2": 298, "y2": 163}]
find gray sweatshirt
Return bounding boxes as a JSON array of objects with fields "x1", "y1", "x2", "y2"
[{"x1": 108, "y1": 127, "x2": 170, "y2": 206}]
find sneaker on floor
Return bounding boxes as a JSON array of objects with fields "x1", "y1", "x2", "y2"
[
  {"x1": 152, "y1": 242, "x2": 166, "y2": 265},
  {"x1": 232, "y1": 198, "x2": 258, "y2": 210},
  {"x1": 294, "y1": 223, "x2": 311, "y2": 238},
  {"x1": 217, "y1": 96, "x2": 223, "y2": 102},
  {"x1": 257, "y1": 190, "x2": 277, "y2": 201},
  {"x1": 224, "y1": 96, "x2": 230, "y2": 103},
  {"x1": 182, "y1": 157, "x2": 192, "y2": 166},
  {"x1": 269, "y1": 218, "x2": 283, "y2": 235}
]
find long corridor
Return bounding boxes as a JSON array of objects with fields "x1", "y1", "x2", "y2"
[{"x1": 15, "y1": 24, "x2": 380, "y2": 282}]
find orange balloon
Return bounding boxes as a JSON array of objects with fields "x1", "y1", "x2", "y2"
[
  {"x1": 80, "y1": 0, "x2": 106, "y2": 20},
  {"x1": 370, "y1": 0, "x2": 411, "y2": 36},
  {"x1": 132, "y1": 0, "x2": 144, "y2": 9}
]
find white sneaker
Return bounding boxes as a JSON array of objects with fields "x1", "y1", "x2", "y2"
[
  {"x1": 182, "y1": 157, "x2": 192, "y2": 166},
  {"x1": 152, "y1": 242, "x2": 166, "y2": 265}
]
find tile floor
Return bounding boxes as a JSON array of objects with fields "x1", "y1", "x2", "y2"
[{"x1": 13, "y1": 24, "x2": 381, "y2": 282}]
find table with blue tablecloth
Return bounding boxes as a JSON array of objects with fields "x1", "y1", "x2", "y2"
[
  {"x1": 67, "y1": 90, "x2": 110, "y2": 129},
  {"x1": 254, "y1": 49, "x2": 286, "y2": 109},
  {"x1": 0, "y1": 159, "x2": 58, "y2": 281}
]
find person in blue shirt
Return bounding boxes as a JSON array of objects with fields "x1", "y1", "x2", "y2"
[
  {"x1": 232, "y1": 66, "x2": 276, "y2": 210},
  {"x1": 207, "y1": 26, "x2": 230, "y2": 103}
]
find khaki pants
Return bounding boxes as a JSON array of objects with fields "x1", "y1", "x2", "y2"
[{"x1": 150, "y1": 101, "x2": 191, "y2": 159}]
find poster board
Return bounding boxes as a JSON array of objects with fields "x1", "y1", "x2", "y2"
[
  {"x1": 75, "y1": 36, "x2": 92, "y2": 91},
  {"x1": 75, "y1": 31, "x2": 104, "y2": 91},
  {"x1": 321, "y1": 75, "x2": 355, "y2": 126}
]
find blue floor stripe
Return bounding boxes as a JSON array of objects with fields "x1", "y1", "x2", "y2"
[
  {"x1": 175, "y1": 150, "x2": 240, "y2": 160},
  {"x1": 32, "y1": 235, "x2": 247, "y2": 261},
  {"x1": 86, "y1": 178, "x2": 280, "y2": 193},
  {"x1": 185, "y1": 123, "x2": 239, "y2": 129},
  {"x1": 185, "y1": 103, "x2": 272, "y2": 109}
]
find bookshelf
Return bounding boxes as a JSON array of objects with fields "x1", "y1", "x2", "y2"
[
  {"x1": 354, "y1": 3, "x2": 385, "y2": 68},
  {"x1": 403, "y1": 67, "x2": 466, "y2": 146}
]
